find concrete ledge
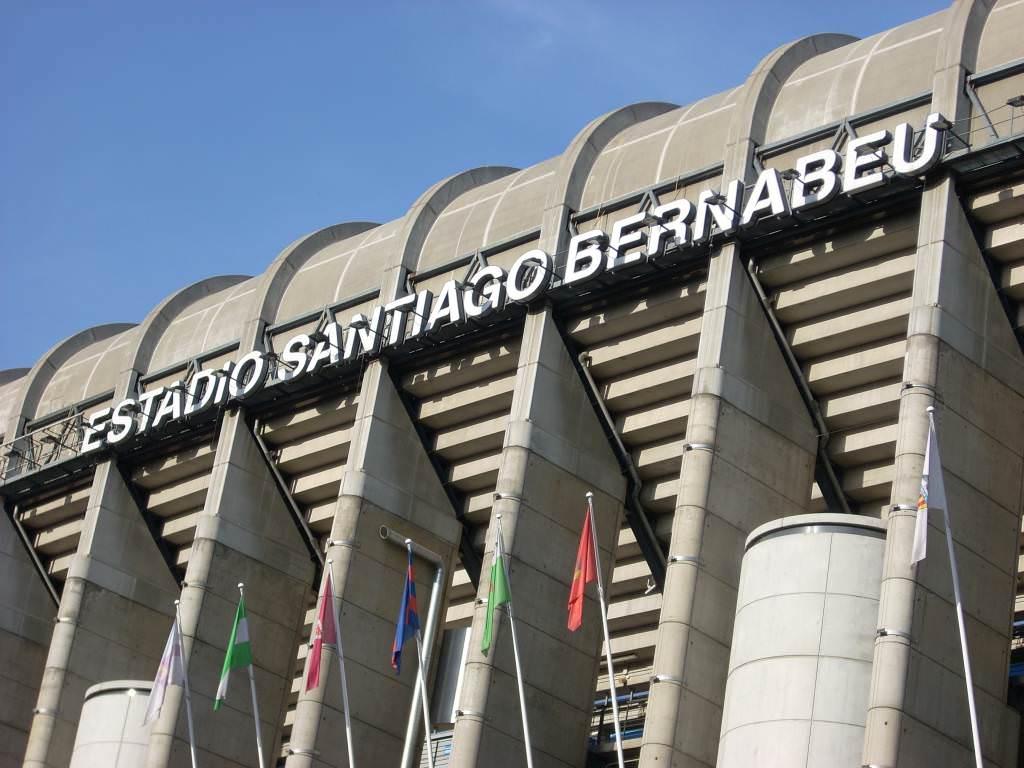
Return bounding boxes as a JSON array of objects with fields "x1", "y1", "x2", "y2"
[{"x1": 746, "y1": 513, "x2": 888, "y2": 551}]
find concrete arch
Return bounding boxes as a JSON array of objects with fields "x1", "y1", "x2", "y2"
[
  {"x1": 540, "y1": 101, "x2": 677, "y2": 255},
  {"x1": 548, "y1": 101, "x2": 678, "y2": 213},
  {"x1": 724, "y1": 33, "x2": 858, "y2": 181},
  {"x1": 3, "y1": 324, "x2": 135, "y2": 440},
  {"x1": 388, "y1": 165, "x2": 518, "y2": 298},
  {"x1": 243, "y1": 221, "x2": 380, "y2": 350},
  {"x1": 933, "y1": 0, "x2": 995, "y2": 119},
  {"x1": 122, "y1": 275, "x2": 249, "y2": 393}
]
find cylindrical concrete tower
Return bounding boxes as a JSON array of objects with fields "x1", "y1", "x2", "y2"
[
  {"x1": 717, "y1": 514, "x2": 886, "y2": 768},
  {"x1": 69, "y1": 680, "x2": 153, "y2": 768}
]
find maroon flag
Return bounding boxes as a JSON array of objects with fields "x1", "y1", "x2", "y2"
[{"x1": 305, "y1": 569, "x2": 339, "y2": 691}]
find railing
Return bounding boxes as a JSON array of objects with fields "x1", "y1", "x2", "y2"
[
  {"x1": 0, "y1": 410, "x2": 88, "y2": 486},
  {"x1": 590, "y1": 689, "x2": 648, "y2": 750}
]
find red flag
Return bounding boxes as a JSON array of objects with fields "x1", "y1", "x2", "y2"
[
  {"x1": 568, "y1": 505, "x2": 597, "y2": 631},
  {"x1": 305, "y1": 569, "x2": 339, "y2": 691}
]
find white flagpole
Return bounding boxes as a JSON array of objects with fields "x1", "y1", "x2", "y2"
[
  {"x1": 495, "y1": 513, "x2": 534, "y2": 768},
  {"x1": 174, "y1": 600, "x2": 199, "y2": 768},
  {"x1": 406, "y1": 542, "x2": 435, "y2": 768},
  {"x1": 928, "y1": 408, "x2": 983, "y2": 768},
  {"x1": 586, "y1": 492, "x2": 625, "y2": 768},
  {"x1": 238, "y1": 583, "x2": 267, "y2": 768},
  {"x1": 325, "y1": 562, "x2": 357, "y2": 768}
]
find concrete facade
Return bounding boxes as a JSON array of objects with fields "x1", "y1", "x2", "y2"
[{"x1": 1, "y1": 2, "x2": 1023, "y2": 767}]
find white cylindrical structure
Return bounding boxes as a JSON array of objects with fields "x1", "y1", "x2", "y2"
[
  {"x1": 717, "y1": 514, "x2": 886, "y2": 768},
  {"x1": 69, "y1": 680, "x2": 153, "y2": 768}
]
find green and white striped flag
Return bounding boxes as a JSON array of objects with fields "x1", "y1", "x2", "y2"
[{"x1": 214, "y1": 594, "x2": 253, "y2": 710}]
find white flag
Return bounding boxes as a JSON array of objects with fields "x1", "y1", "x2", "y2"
[
  {"x1": 910, "y1": 416, "x2": 946, "y2": 564},
  {"x1": 144, "y1": 616, "x2": 186, "y2": 725}
]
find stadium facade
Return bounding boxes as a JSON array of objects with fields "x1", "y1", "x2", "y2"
[{"x1": 2, "y1": 1, "x2": 1024, "y2": 766}]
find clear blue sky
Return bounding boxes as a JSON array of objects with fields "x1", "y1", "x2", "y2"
[{"x1": 1, "y1": 0, "x2": 948, "y2": 371}]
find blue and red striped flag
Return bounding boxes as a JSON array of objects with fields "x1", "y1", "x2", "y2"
[{"x1": 391, "y1": 548, "x2": 420, "y2": 673}]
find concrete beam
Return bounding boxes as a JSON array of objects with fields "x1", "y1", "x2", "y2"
[{"x1": 448, "y1": 305, "x2": 628, "y2": 768}]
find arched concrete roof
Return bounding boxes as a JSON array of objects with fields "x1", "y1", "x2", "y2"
[
  {"x1": 977, "y1": 0, "x2": 1024, "y2": 71},
  {"x1": 251, "y1": 221, "x2": 379, "y2": 335},
  {"x1": 402, "y1": 166, "x2": 519, "y2": 277},
  {"x1": 3, "y1": 323, "x2": 135, "y2": 438},
  {"x1": 416, "y1": 160, "x2": 556, "y2": 272},
  {"x1": 765, "y1": 12, "x2": 946, "y2": 143},
  {"x1": 126, "y1": 275, "x2": 249, "y2": 384},
  {"x1": 34, "y1": 329, "x2": 137, "y2": 419},
  {"x1": 579, "y1": 91, "x2": 739, "y2": 210}
]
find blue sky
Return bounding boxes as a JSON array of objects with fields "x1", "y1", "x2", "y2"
[{"x1": 1, "y1": 0, "x2": 949, "y2": 370}]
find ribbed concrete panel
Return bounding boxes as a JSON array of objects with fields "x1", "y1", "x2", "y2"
[
  {"x1": 562, "y1": 277, "x2": 706, "y2": 728},
  {"x1": 757, "y1": 214, "x2": 920, "y2": 517},
  {"x1": 257, "y1": 389, "x2": 359, "y2": 757},
  {"x1": 396, "y1": 339, "x2": 521, "y2": 632},
  {"x1": 16, "y1": 484, "x2": 92, "y2": 587},
  {"x1": 129, "y1": 436, "x2": 218, "y2": 577},
  {"x1": 450, "y1": 307, "x2": 627, "y2": 768}
]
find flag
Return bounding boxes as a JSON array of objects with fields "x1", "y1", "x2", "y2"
[
  {"x1": 391, "y1": 549, "x2": 420, "y2": 673},
  {"x1": 911, "y1": 415, "x2": 947, "y2": 564},
  {"x1": 214, "y1": 594, "x2": 253, "y2": 710},
  {"x1": 306, "y1": 569, "x2": 340, "y2": 692},
  {"x1": 481, "y1": 526, "x2": 511, "y2": 655},
  {"x1": 567, "y1": 504, "x2": 597, "y2": 631},
  {"x1": 143, "y1": 616, "x2": 186, "y2": 725}
]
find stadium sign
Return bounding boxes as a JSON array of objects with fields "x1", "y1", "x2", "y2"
[{"x1": 80, "y1": 113, "x2": 949, "y2": 453}]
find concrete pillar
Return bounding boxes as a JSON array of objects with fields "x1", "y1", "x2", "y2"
[
  {"x1": 284, "y1": 360, "x2": 462, "y2": 768},
  {"x1": 144, "y1": 411, "x2": 315, "y2": 768},
  {"x1": 718, "y1": 514, "x2": 886, "y2": 768},
  {"x1": 24, "y1": 461, "x2": 180, "y2": 768},
  {"x1": 638, "y1": 243, "x2": 818, "y2": 768},
  {"x1": 0, "y1": 512, "x2": 55, "y2": 766},
  {"x1": 448, "y1": 305, "x2": 628, "y2": 768},
  {"x1": 69, "y1": 681, "x2": 152, "y2": 768},
  {"x1": 862, "y1": 3, "x2": 1024, "y2": 766}
]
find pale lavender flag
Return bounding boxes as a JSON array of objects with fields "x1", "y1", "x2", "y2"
[
  {"x1": 910, "y1": 416, "x2": 947, "y2": 564},
  {"x1": 143, "y1": 616, "x2": 186, "y2": 725}
]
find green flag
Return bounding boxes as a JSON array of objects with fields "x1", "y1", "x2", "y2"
[
  {"x1": 214, "y1": 594, "x2": 253, "y2": 710},
  {"x1": 481, "y1": 528, "x2": 511, "y2": 654}
]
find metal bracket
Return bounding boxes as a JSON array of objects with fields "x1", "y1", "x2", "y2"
[
  {"x1": 669, "y1": 554, "x2": 703, "y2": 566},
  {"x1": 964, "y1": 80, "x2": 999, "y2": 141},
  {"x1": 876, "y1": 627, "x2": 913, "y2": 642},
  {"x1": 649, "y1": 673, "x2": 684, "y2": 685}
]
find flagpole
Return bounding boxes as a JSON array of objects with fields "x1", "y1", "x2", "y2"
[
  {"x1": 586, "y1": 492, "x2": 625, "y2": 768},
  {"x1": 238, "y1": 583, "x2": 267, "y2": 768},
  {"x1": 325, "y1": 561, "x2": 357, "y2": 768},
  {"x1": 928, "y1": 408, "x2": 983, "y2": 768},
  {"x1": 495, "y1": 513, "x2": 534, "y2": 768},
  {"x1": 174, "y1": 600, "x2": 199, "y2": 768},
  {"x1": 406, "y1": 542, "x2": 435, "y2": 768}
]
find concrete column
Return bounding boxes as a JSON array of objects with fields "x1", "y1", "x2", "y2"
[
  {"x1": 144, "y1": 411, "x2": 315, "y2": 768},
  {"x1": 284, "y1": 360, "x2": 461, "y2": 768},
  {"x1": 638, "y1": 244, "x2": 818, "y2": 768},
  {"x1": 0, "y1": 511, "x2": 54, "y2": 766},
  {"x1": 24, "y1": 461, "x2": 180, "y2": 768},
  {"x1": 448, "y1": 305, "x2": 628, "y2": 768},
  {"x1": 862, "y1": 3, "x2": 1024, "y2": 766},
  {"x1": 861, "y1": 176, "x2": 1024, "y2": 768}
]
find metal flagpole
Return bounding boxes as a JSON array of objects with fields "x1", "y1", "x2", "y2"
[
  {"x1": 586, "y1": 491, "x2": 625, "y2": 768},
  {"x1": 929, "y1": 408, "x2": 983, "y2": 768},
  {"x1": 406, "y1": 542, "x2": 436, "y2": 768},
  {"x1": 174, "y1": 600, "x2": 199, "y2": 768},
  {"x1": 238, "y1": 583, "x2": 267, "y2": 768},
  {"x1": 325, "y1": 562, "x2": 357, "y2": 768},
  {"x1": 495, "y1": 513, "x2": 534, "y2": 768}
]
